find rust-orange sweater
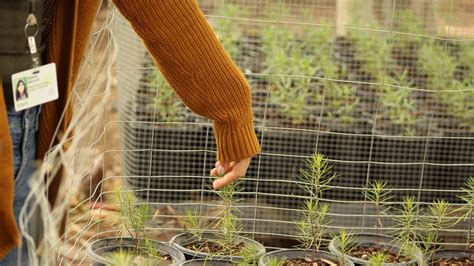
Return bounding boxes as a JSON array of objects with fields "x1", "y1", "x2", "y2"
[{"x1": 0, "y1": 0, "x2": 260, "y2": 258}]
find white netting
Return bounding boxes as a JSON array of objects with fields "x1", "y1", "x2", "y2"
[{"x1": 17, "y1": 2, "x2": 117, "y2": 265}]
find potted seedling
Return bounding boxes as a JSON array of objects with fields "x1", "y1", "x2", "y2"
[
  {"x1": 121, "y1": 64, "x2": 212, "y2": 203},
  {"x1": 179, "y1": 245, "x2": 261, "y2": 265},
  {"x1": 416, "y1": 39, "x2": 474, "y2": 134},
  {"x1": 418, "y1": 199, "x2": 461, "y2": 265},
  {"x1": 323, "y1": 80, "x2": 360, "y2": 129},
  {"x1": 379, "y1": 71, "x2": 419, "y2": 136},
  {"x1": 259, "y1": 153, "x2": 353, "y2": 266},
  {"x1": 460, "y1": 177, "x2": 474, "y2": 251},
  {"x1": 146, "y1": 69, "x2": 187, "y2": 123},
  {"x1": 459, "y1": 42, "x2": 474, "y2": 83},
  {"x1": 392, "y1": 195, "x2": 422, "y2": 263},
  {"x1": 427, "y1": 177, "x2": 474, "y2": 265},
  {"x1": 87, "y1": 191, "x2": 186, "y2": 265},
  {"x1": 330, "y1": 180, "x2": 421, "y2": 265},
  {"x1": 261, "y1": 23, "x2": 319, "y2": 126},
  {"x1": 170, "y1": 178, "x2": 265, "y2": 263}
]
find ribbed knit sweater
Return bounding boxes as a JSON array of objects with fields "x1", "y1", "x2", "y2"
[
  {"x1": 113, "y1": 0, "x2": 260, "y2": 161},
  {"x1": 0, "y1": 0, "x2": 260, "y2": 258}
]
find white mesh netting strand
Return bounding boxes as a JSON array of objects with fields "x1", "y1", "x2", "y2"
[{"x1": 17, "y1": 3, "x2": 117, "y2": 265}]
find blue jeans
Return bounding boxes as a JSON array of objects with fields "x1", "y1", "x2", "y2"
[{"x1": 0, "y1": 106, "x2": 40, "y2": 266}]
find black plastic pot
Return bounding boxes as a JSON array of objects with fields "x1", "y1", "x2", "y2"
[
  {"x1": 258, "y1": 249, "x2": 354, "y2": 266},
  {"x1": 170, "y1": 232, "x2": 266, "y2": 262},
  {"x1": 179, "y1": 259, "x2": 236, "y2": 265},
  {"x1": 329, "y1": 233, "x2": 422, "y2": 266},
  {"x1": 430, "y1": 250, "x2": 474, "y2": 265},
  {"x1": 122, "y1": 125, "x2": 474, "y2": 205},
  {"x1": 87, "y1": 237, "x2": 186, "y2": 266}
]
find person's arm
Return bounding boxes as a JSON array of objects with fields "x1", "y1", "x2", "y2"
[{"x1": 112, "y1": 0, "x2": 261, "y2": 188}]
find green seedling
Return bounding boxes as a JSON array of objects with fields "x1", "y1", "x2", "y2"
[
  {"x1": 393, "y1": 195, "x2": 419, "y2": 260},
  {"x1": 324, "y1": 81, "x2": 359, "y2": 126},
  {"x1": 147, "y1": 69, "x2": 183, "y2": 123},
  {"x1": 368, "y1": 251, "x2": 391, "y2": 266},
  {"x1": 350, "y1": 28, "x2": 393, "y2": 83},
  {"x1": 266, "y1": 256, "x2": 286, "y2": 266},
  {"x1": 459, "y1": 42, "x2": 474, "y2": 82},
  {"x1": 331, "y1": 229, "x2": 357, "y2": 265},
  {"x1": 110, "y1": 191, "x2": 163, "y2": 263},
  {"x1": 236, "y1": 245, "x2": 259, "y2": 266},
  {"x1": 183, "y1": 209, "x2": 206, "y2": 242},
  {"x1": 363, "y1": 180, "x2": 393, "y2": 249},
  {"x1": 215, "y1": 4, "x2": 242, "y2": 59},
  {"x1": 459, "y1": 176, "x2": 474, "y2": 250},
  {"x1": 107, "y1": 249, "x2": 134, "y2": 266},
  {"x1": 297, "y1": 154, "x2": 336, "y2": 251},
  {"x1": 441, "y1": 81, "x2": 474, "y2": 131},
  {"x1": 183, "y1": 172, "x2": 246, "y2": 258},
  {"x1": 381, "y1": 70, "x2": 418, "y2": 135},
  {"x1": 419, "y1": 199, "x2": 459, "y2": 265},
  {"x1": 418, "y1": 40, "x2": 457, "y2": 90},
  {"x1": 116, "y1": 191, "x2": 151, "y2": 245}
]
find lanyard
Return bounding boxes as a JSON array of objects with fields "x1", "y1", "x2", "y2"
[{"x1": 24, "y1": 1, "x2": 41, "y2": 68}]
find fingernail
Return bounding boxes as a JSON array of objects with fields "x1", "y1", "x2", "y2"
[{"x1": 218, "y1": 166, "x2": 225, "y2": 176}]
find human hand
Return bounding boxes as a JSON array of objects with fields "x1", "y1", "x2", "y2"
[{"x1": 210, "y1": 157, "x2": 252, "y2": 189}]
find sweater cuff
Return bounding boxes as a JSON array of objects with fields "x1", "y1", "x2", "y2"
[{"x1": 213, "y1": 122, "x2": 261, "y2": 162}]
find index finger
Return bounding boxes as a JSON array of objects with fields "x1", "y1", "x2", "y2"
[{"x1": 212, "y1": 172, "x2": 239, "y2": 189}]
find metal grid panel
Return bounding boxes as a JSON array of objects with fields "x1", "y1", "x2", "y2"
[
  {"x1": 55, "y1": 1, "x2": 474, "y2": 264},
  {"x1": 113, "y1": 0, "x2": 474, "y2": 246}
]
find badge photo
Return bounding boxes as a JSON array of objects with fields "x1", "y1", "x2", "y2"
[{"x1": 14, "y1": 78, "x2": 29, "y2": 102}]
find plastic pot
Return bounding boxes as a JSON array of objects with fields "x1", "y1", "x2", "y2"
[
  {"x1": 170, "y1": 232, "x2": 266, "y2": 262},
  {"x1": 87, "y1": 237, "x2": 186, "y2": 265},
  {"x1": 329, "y1": 233, "x2": 422, "y2": 266},
  {"x1": 179, "y1": 259, "x2": 236, "y2": 265},
  {"x1": 258, "y1": 249, "x2": 354, "y2": 266},
  {"x1": 429, "y1": 250, "x2": 474, "y2": 265}
]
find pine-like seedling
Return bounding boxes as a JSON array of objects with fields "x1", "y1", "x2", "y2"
[
  {"x1": 419, "y1": 199, "x2": 459, "y2": 265},
  {"x1": 363, "y1": 180, "x2": 393, "y2": 249},
  {"x1": 393, "y1": 195, "x2": 420, "y2": 259},
  {"x1": 459, "y1": 176, "x2": 474, "y2": 250},
  {"x1": 213, "y1": 178, "x2": 244, "y2": 253},
  {"x1": 111, "y1": 191, "x2": 163, "y2": 263},
  {"x1": 368, "y1": 251, "x2": 391, "y2": 266},
  {"x1": 183, "y1": 209, "x2": 206, "y2": 242},
  {"x1": 332, "y1": 229, "x2": 357, "y2": 265},
  {"x1": 297, "y1": 153, "x2": 336, "y2": 251}
]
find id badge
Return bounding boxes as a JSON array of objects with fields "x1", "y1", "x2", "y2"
[{"x1": 11, "y1": 63, "x2": 59, "y2": 111}]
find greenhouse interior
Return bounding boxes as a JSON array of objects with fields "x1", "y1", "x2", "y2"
[{"x1": 6, "y1": 0, "x2": 473, "y2": 265}]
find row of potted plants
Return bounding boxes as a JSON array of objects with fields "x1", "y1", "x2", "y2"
[
  {"x1": 88, "y1": 153, "x2": 473, "y2": 265},
  {"x1": 142, "y1": 6, "x2": 474, "y2": 137},
  {"x1": 254, "y1": 11, "x2": 473, "y2": 136}
]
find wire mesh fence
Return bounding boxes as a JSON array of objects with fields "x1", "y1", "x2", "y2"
[
  {"x1": 39, "y1": 0, "x2": 474, "y2": 264},
  {"x1": 109, "y1": 0, "x2": 474, "y2": 251}
]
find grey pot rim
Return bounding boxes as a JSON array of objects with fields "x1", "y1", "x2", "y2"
[
  {"x1": 431, "y1": 249, "x2": 474, "y2": 261},
  {"x1": 87, "y1": 237, "x2": 186, "y2": 265},
  {"x1": 329, "y1": 233, "x2": 422, "y2": 266},
  {"x1": 170, "y1": 232, "x2": 266, "y2": 260},
  {"x1": 258, "y1": 249, "x2": 354, "y2": 266},
  {"x1": 178, "y1": 258, "x2": 236, "y2": 265}
]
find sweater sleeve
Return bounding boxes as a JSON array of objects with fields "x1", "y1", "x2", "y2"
[{"x1": 112, "y1": 0, "x2": 261, "y2": 162}]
